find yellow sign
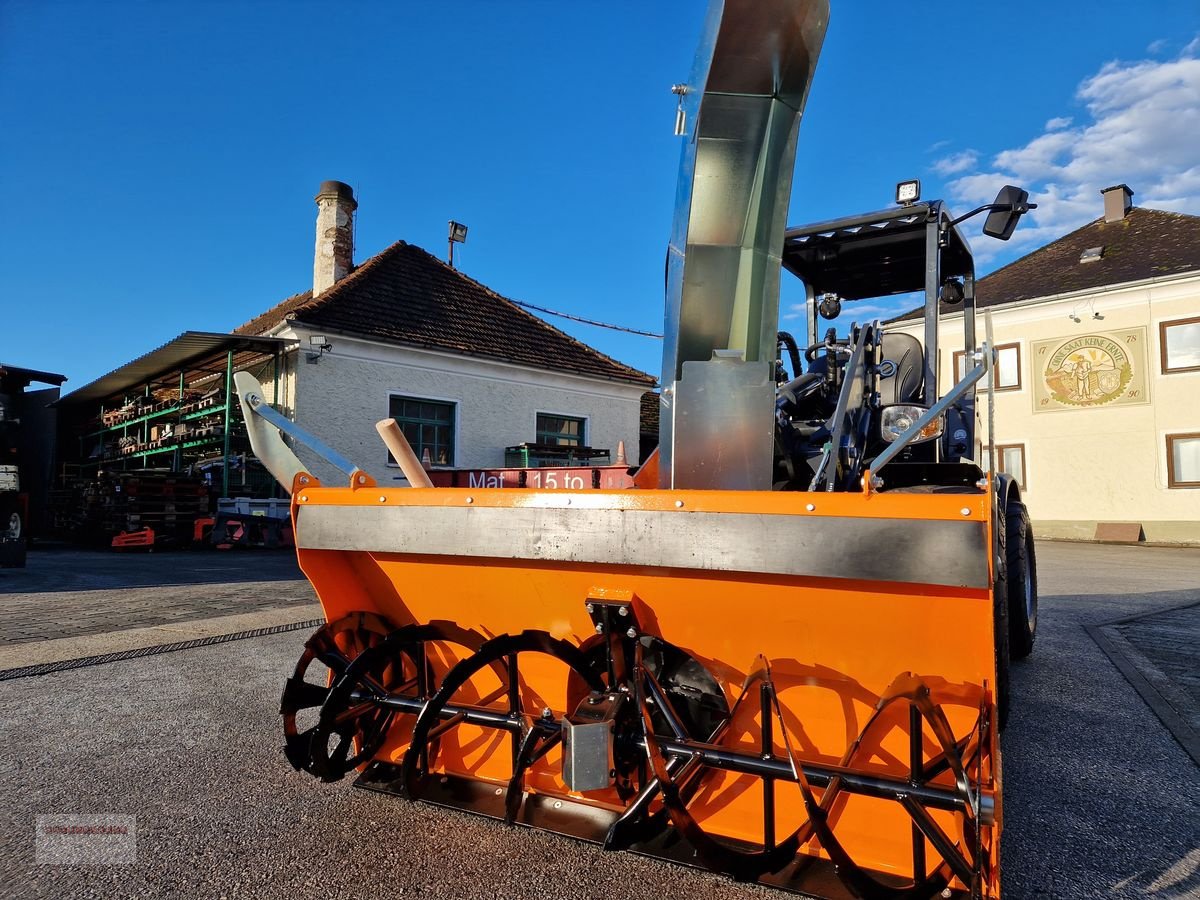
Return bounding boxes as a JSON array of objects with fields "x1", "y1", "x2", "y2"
[{"x1": 1032, "y1": 327, "x2": 1149, "y2": 412}]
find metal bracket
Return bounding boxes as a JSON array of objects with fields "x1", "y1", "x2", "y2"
[
  {"x1": 562, "y1": 692, "x2": 624, "y2": 792},
  {"x1": 585, "y1": 598, "x2": 640, "y2": 640}
]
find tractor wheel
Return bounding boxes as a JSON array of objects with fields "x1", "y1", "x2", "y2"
[
  {"x1": 993, "y1": 509, "x2": 1011, "y2": 731},
  {"x1": 1006, "y1": 500, "x2": 1038, "y2": 660}
]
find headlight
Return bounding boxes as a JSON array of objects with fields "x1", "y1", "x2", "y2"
[{"x1": 880, "y1": 405, "x2": 944, "y2": 444}]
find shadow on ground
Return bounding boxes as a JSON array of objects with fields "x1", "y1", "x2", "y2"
[{"x1": 0, "y1": 545, "x2": 304, "y2": 595}]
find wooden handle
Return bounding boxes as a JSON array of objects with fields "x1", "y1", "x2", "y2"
[{"x1": 375, "y1": 419, "x2": 434, "y2": 488}]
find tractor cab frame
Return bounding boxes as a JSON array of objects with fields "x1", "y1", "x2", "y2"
[{"x1": 771, "y1": 188, "x2": 1033, "y2": 493}]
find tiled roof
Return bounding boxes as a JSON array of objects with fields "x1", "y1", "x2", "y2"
[
  {"x1": 235, "y1": 241, "x2": 655, "y2": 386},
  {"x1": 887, "y1": 207, "x2": 1200, "y2": 322},
  {"x1": 234, "y1": 290, "x2": 313, "y2": 338},
  {"x1": 639, "y1": 391, "x2": 660, "y2": 435}
]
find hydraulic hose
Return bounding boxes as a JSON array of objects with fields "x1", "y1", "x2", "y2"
[{"x1": 777, "y1": 331, "x2": 804, "y2": 379}]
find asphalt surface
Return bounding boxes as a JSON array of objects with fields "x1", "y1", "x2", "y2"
[
  {"x1": 0, "y1": 543, "x2": 1197, "y2": 899},
  {"x1": 0, "y1": 548, "x2": 312, "y2": 646}
]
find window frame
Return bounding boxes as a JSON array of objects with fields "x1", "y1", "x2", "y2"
[
  {"x1": 992, "y1": 442, "x2": 1028, "y2": 491},
  {"x1": 1166, "y1": 432, "x2": 1200, "y2": 489},
  {"x1": 385, "y1": 393, "x2": 458, "y2": 468},
  {"x1": 953, "y1": 342, "x2": 1022, "y2": 392},
  {"x1": 534, "y1": 411, "x2": 588, "y2": 448},
  {"x1": 1159, "y1": 315, "x2": 1200, "y2": 375}
]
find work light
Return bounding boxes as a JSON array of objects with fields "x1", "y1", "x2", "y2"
[{"x1": 895, "y1": 180, "x2": 920, "y2": 205}]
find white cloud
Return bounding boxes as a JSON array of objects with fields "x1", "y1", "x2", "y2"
[
  {"x1": 941, "y1": 49, "x2": 1200, "y2": 265},
  {"x1": 932, "y1": 150, "x2": 979, "y2": 175},
  {"x1": 1185, "y1": 35, "x2": 1200, "y2": 56},
  {"x1": 1146, "y1": 39, "x2": 1167, "y2": 55}
]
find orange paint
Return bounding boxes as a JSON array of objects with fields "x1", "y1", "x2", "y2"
[{"x1": 292, "y1": 482, "x2": 1001, "y2": 896}]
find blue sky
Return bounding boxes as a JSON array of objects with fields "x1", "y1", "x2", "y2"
[{"x1": 3, "y1": 1, "x2": 1199, "y2": 391}]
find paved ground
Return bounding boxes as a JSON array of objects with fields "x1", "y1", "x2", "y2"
[
  {"x1": 0, "y1": 543, "x2": 1197, "y2": 899},
  {"x1": 0, "y1": 548, "x2": 312, "y2": 646},
  {"x1": 1116, "y1": 604, "x2": 1200, "y2": 706}
]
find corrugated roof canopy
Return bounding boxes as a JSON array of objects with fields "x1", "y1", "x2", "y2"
[{"x1": 58, "y1": 332, "x2": 291, "y2": 406}]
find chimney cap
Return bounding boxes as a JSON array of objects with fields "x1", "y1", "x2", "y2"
[
  {"x1": 1100, "y1": 183, "x2": 1134, "y2": 198},
  {"x1": 315, "y1": 180, "x2": 356, "y2": 204}
]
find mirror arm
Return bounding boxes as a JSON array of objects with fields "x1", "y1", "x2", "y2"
[{"x1": 947, "y1": 200, "x2": 1038, "y2": 230}]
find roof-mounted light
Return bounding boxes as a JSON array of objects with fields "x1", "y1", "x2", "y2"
[{"x1": 895, "y1": 180, "x2": 921, "y2": 206}]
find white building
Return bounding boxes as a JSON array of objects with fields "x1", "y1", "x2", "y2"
[{"x1": 235, "y1": 181, "x2": 655, "y2": 485}]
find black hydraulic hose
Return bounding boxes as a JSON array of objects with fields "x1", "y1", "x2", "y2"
[{"x1": 777, "y1": 331, "x2": 804, "y2": 379}]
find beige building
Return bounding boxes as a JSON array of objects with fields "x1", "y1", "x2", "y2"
[{"x1": 891, "y1": 185, "x2": 1200, "y2": 544}]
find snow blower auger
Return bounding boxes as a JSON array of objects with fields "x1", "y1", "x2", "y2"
[{"x1": 236, "y1": 1, "x2": 1040, "y2": 897}]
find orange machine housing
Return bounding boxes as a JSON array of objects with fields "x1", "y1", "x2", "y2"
[{"x1": 289, "y1": 471, "x2": 1001, "y2": 897}]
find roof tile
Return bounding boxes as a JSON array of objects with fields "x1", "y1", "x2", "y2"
[
  {"x1": 887, "y1": 206, "x2": 1200, "y2": 322},
  {"x1": 234, "y1": 242, "x2": 655, "y2": 386}
]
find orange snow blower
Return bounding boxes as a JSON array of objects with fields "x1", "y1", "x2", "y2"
[{"x1": 236, "y1": 2, "x2": 1039, "y2": 897}]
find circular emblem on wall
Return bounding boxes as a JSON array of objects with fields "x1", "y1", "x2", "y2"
[{"x1": 1042, "y1": 335, "x2": 1133, "y2": 407}]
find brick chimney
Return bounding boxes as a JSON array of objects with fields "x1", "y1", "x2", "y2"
[
  {"x1": 1101, "y1": 184, "x2": 1133, "y2": 223},
  {"x1": 313, "y1": 180, "x2": 357, "y2": 296}
]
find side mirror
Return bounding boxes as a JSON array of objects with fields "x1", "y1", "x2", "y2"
[{"x1": 983, "y1": 185, "x2": 1032, "y2": 241}]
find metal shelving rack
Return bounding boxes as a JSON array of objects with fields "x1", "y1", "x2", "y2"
[{"x1": 57, "y1": 333, "x2": 291, "y2": 498}]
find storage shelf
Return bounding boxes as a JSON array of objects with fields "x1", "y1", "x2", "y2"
[
  {"x1": 181, "y1": 404, "x2": 227, "y2": 421},
  {"x1": 86, "y1": 402, "x2": 233, "y2": 438},
  {"x1": 99, "y1": 434, "x2": 226, "y2": 463},
  {"x1": 87, "y1": 405, "x2": 181, "y2": 438}
]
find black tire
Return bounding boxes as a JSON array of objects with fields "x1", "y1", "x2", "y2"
[
  {"x1": 993, "y1": 513, "x2": 1012, "y2": 734},
  {"x1": 1006, "y1": 501, "x2": 1038, "y2": 660},
  {"x1": 993, "y1": 510, "x2": 1011, "y2": 730}
]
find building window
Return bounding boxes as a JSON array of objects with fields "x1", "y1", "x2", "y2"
[
  {"x1": 536, "y1": 413, "x2": 586, "y2": 447},
  {"x1": 987, "y1": 443, "x2": 1027, "y2": 491},
  {"x1": 955, "y1": 343, "x2": 1021, "y2": 391},
  {"x1": 1166, "y1": 433, "x2": 1200, "y2": 488},
  {"x1": 1160, "y1": 316, "x2": 1200, "y2": 374},
  {"x1": 388, "y1": 396, "x2": 454, "y2": 466}
]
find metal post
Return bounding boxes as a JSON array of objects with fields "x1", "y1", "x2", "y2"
[
  {"x1": 909, "y1": 704, "x2": 926, "y2": 881},
  {"x1": 805, "y1": 283, "x2": 818, "y2": 349},
  {"x1": 272, "y1": 349, "x2": 281, "y2": 499},
  {"x1": 176, "y1": 370, "x2": 185, "y2": 471},
  {"x1": 961, "y1": 271, "x2": 978, "y2": 453},
  {"x1": 760, "y1": 682, "x2": 776, "y2": 850},
  {"x1": 922, "y1": 209, "x2": 941, "y2": 410},
  {"x1": 222, "y1": 350, "x2": 232, "y2": 497}
]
